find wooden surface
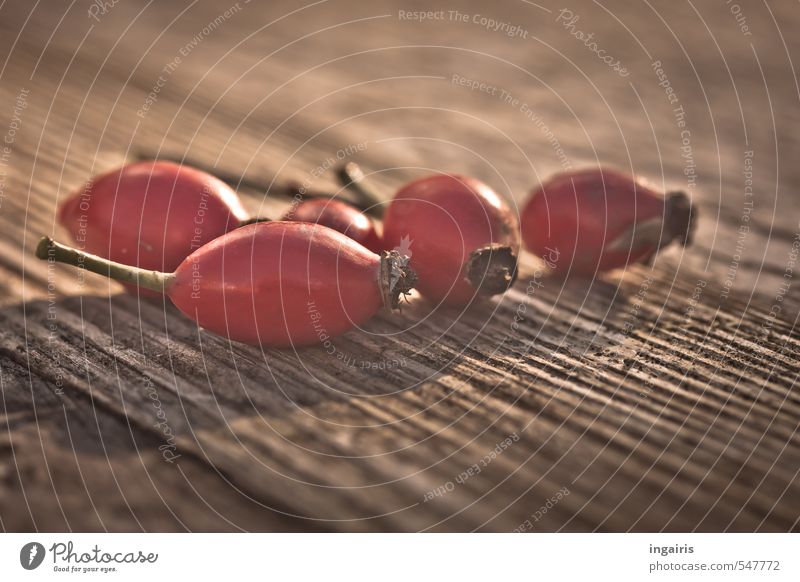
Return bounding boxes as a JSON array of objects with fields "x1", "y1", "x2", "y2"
[{"x1": 1, "y1": 0, "x2": 799, "y2": 532}]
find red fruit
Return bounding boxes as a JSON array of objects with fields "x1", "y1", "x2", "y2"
[
  {"x1": 36, "y1": 222, "x2": 416, "y2": 348},
  {"x1": 521, "y1": 168, "x2": 695, "y2": 275},
  {"x1": 58, "y1": 161, "x2": 249, "y2": 294},
  {"x1": 382, "y1": 174, "x2": 520, "y2": 306},
  {"x1": 284, "y1": 198, "x2": 383, "y2": 253}
]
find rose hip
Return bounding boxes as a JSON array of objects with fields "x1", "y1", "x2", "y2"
[
  {"x1": 521, "y1": 168, "x2": 695, "y2": 275},
  {"x1": 381, "y1": 174, "x2": 520, "y2": 306},
  {"x1": 284, "y1": 198, "x2": 383, "y2": 253},
  {"x1": 36, "y1": 222, "x2": 416, "y2": 348},
  {"x1": 58, "y1": 161, "x2": 250, "y2": 294}
]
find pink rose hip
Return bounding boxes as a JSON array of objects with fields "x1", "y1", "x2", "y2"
[
  {"x1": 382, "y1": 174, "x2": 520, "y2": 306},
  {"x1": 521, "y1": 168, "x2": 695, "y2": 275}
]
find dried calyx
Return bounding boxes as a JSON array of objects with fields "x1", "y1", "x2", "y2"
[
  {"x1": 607, "y1": 191, "x2": 697, "y2": 253},
  {"x1": 664, "y1": 191, "x2": 696, "y2": 247},
  {"x1": 379, "y1": 250, "x2": 417, "y2": 310},
  {"x1": 464, "y1": 244, "x2": 519, "y2": 296}
]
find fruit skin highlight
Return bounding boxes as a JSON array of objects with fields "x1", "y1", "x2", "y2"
[
  {"x1": 284, "y1": 198, "x2": 383, "y2": 253},
  {"x1": 36, "y1": 222, "x2": 416, "y2": 348},
  {"x1": 521, "y1": 168, "x2": 695, "y2": 276},
  {"x1": 382, "y1": 174, "x2": 520, "y2": 306},
  {"x1": 58, "y1": 161, "x2": 249, "y2": 294}
]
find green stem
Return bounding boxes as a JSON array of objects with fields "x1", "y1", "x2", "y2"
[
  {"x1": 335, "y1": 162, "x2": 385, "y2": 218},
  {"x1": 36, "y1": 237, "x2": 175, "y2": 293}
]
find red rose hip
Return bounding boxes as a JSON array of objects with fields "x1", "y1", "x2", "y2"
[
  {"x1": 36, "y1": 222, "x2": 416, "y2": 348},
  {"x1": 382, "y1": 174, "x2": 520, "y2": 306},
  {"x1": 521, "y1": 168, "x2": 695, "y2": 275},
  {"x1": 284, "y1": 198, "x2": 383, "y2": 253},
  {"x1": 58, "y1": 161, "x2": 250, "y2": 294}
]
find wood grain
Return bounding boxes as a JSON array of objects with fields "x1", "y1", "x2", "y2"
[{"x1": 0, "y1": 0, "x2": 798, "y2": 531}]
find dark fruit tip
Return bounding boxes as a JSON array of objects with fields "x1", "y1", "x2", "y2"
[
  {"x1": 465, "y1": 244, "x2": 519, "y2": 296},
  {"x1": 665, "y1": 191, "x2": 696, "y2": 247},
  {"x1": 379, "y1": 250, "x2": 417, "y2": 311}
]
